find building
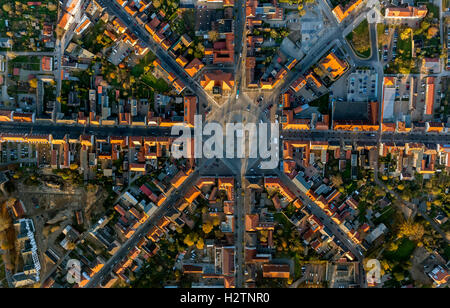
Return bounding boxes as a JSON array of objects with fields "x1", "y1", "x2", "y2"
[
  {"x1": 183, "y1": 96, "x2": 197, "y2": 127},
  {"x1": 185, "y1": 58, "x2": 205, "y2": 77},
  {"x1": 381, "y1": 77, "x2": 396, "y2": 125},
  {"x1": 428, "y1": 265, "x2": 449, "y2": 287},
  {"x1": 200, "y1": 71, "x2": 235, "y2": 94},
  {"x1": 262, "y1": 264, "x2": 290, "y2": 279},
  {"x1": 332, "y1": 101, "x2": 379, "y2": 131},
  {"x1": 74, "y1": 15, "x2": 92, "y2": 35},
  {"x1": 424, "y1": 77, "x2": 435, "y2": 116},
  {"x1": 41, "y1": 56, "x2": 53, "y2": 72},
  {"x1": 319, "y1": 52, "x2": 348, "y2": 80},
  {"x1": 213, "y1": 33, "x2": 234, "y2": 64},
  {"x1": 173, "y1": 79, "x2": 186, "y2": 94},
  {"x1": 332, "y1": 0, "x2": 363, "y2": 23},
  {"x1": 12, "y1": 219, "x2": 41, "y2": 287},
  {"x1": 385, "y1": 5, "x2": 428, "y2": 20}
]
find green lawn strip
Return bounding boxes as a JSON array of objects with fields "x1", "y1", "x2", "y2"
[
  {"x1": 384, "y1": 238, "x2": 416, "y2": 262},
  {"x1": 346, "y1": 20, "x2": 371, "y2": 59}
]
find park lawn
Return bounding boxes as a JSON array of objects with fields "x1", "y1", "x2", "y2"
[
  {"x1": 10, "y1": 55, "x2": 40, "y2": 70},
  {"x1": 10, "y1": 55, "x2": 40, "y2": 63},
  {"x1": 346, "y1": 19, "x2": 371, "y2": 59},
  {"x1": 384, "y1": 238, "x2": 416, "y2": 262},
  {"x1": 397, "y1": 34, "x2": 412, "y2": 60},
  {"x1": 385, "y1": 31, "x2": 413, "y2": 74},
  {"x1": 415, "y1": 33, "x2": 441, "y2": 58}
]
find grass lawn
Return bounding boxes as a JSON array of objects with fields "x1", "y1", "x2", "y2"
[
  {"x1": 426, "y1": 3, "x2": 439, "y2": 17},
  {"x1": 131, "y1": 52, "x2": 156, "y2": 78},
  {"x1": 346, "y1": 20, "x2": 371, "y2": 59},
  {"x1": 1, "y1": 1, "x2": 57, "y2": 51},
  {"x1": 386, "y1": 30, "x2": 412, "y2": 74},
  {"x1": 80, "y1": 20, "x2": 109, "y2": 54},
  {"x1": 384, "y1": 238, "x2": 416, "y2": 262},
  {"x1": 141, "y1": 74, "x2": 170, "y2": 93},
  {"x1": 373, "y1": 206, "x2": 395, "y2": 225},
  {"x1": 274, "y1": 212, "x2": 293, "y2": 228},
  {"x1": 308, "y1": 93, "x2": 329, "y2": 115},
  {"x1": 397, "y1": 35, "x2": 412, "y2": 60}
]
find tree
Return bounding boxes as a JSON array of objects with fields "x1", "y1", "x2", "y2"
[
  {"x1": 212, "y1": 217, "x2": 220, "y2": 227},
  {"x1": 270, "y1": 29, "x2": 279, "y2": 39},
  {"x1": 427, "y1": 27, "x2": 439, "y2": 39},
  {"x1": 400, "y1": 28, "x2": 410, "y2": 41},
  {"x1": 153, "y1": 0, "x2": 161, "y2": 8},
  {"x1": 183, "y1": 234, "x2": 195, "y2": 247},
  {"x1": 29, "y1": 78, "x2": 38, "y2": 89},
  {"x1": 2, "y1": 4, "x2": 12, "y2": 12},
  {"x1": 196, "y1": 238, "x2": 204, "y2": 250},
  {"x1": 331, "y1": 174, "x2": 343, "y2": 187},
  {"x1": 388, "y1": 242, "x2": 398, "y2": 251},
  {"x1": 420, "y1": 21, "x2": 430, "y2": 32},
  {"x1": 197, "y1": 43, "x2": 205, "y2": 53},
  {"x1": 208, "y1": 30, "x2": 219, "y2": 42},
  {"x1": 398, "y1": 221, "x2": 424, "y2": 241},
  {"x1": 55, "y1": 26, "x2": 65, "y2": 39},
  {"x1": 393, "y1": 271, "x2": 404, "y2": 282},
  {"x1": 202, "y1": 222, "x2": 213, "y2": 234},
  {"x1": 48, "y1": 3, "x2": 57, "y2": 11}
]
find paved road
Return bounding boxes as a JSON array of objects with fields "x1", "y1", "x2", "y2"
[
  {"x1": 1, "y1": 122, "x2": 449, "y2": 144},
  {"x1": 96, "y1": 0, "x2": 218, "y2": 108},
  {"x1": 0, "y1": 122, "x2": 174, "y2": 137},
  {"x1": 274, "y1": 169, "x2": 367, "y2": 287},
  {"x1": 85, "y1": 168, "x2": 202, "y2": 288},
  {"x1": 282, "y1": 129, "x2": 450, "y2": 144}
]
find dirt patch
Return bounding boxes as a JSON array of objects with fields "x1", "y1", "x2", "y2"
[{"x1": 409, "y1": 246, "x2": 432, "y2": 286}]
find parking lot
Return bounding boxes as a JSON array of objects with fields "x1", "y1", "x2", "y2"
[
  {"x1": 108, "y1": 41, "x2": 130, "y2": 66},
  {"x1": 347, "y1": 69, "x2": 378, "y2": 102},
  {"x1": 0, "y1": 142, "x2": 36, "y2": 165},
  {"x1": 302, "y1": 262, "x2": 327, "y2": 286}
]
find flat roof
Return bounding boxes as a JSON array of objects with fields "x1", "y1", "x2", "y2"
[
  {"x1": 333, "y1": 101, "x2": 368, "y2": 121},
  {"x1": 382, "y1": 87, "x2": 396, "y2": 121}
]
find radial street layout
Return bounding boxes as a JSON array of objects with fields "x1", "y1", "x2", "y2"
[{"x1": 4, "y1": 0, "x2": 449, "y2": 290}]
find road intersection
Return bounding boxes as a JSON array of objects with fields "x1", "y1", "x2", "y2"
[{"x1": 3, "y1": 0, "x2": 448, "y2": 288}]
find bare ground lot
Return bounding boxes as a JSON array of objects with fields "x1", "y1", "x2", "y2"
[
  {"x1": 409, "y1": 247, "x2": 433, "y2": 286},
  {"x1": 12, "y1": 180, "x2": 110, "y2": 276}
]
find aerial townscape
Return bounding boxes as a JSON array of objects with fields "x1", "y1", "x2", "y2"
[{"x1": 0, "y1": 0, "x2": 449, "y2": 291}]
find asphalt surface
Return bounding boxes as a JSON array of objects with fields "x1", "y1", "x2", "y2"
[
  {"x1": 95, "y1": 0, "x2": 216, "y2": 107},
  {"x1": 35, "y1": 0, "x2": 448, "y2": 289},
  {"x1": 1, "y1": 122, "x2": 449, "y2": 144},
  {"x1": 84, "y1": 169, "x2": 202, "y2": 288}
]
